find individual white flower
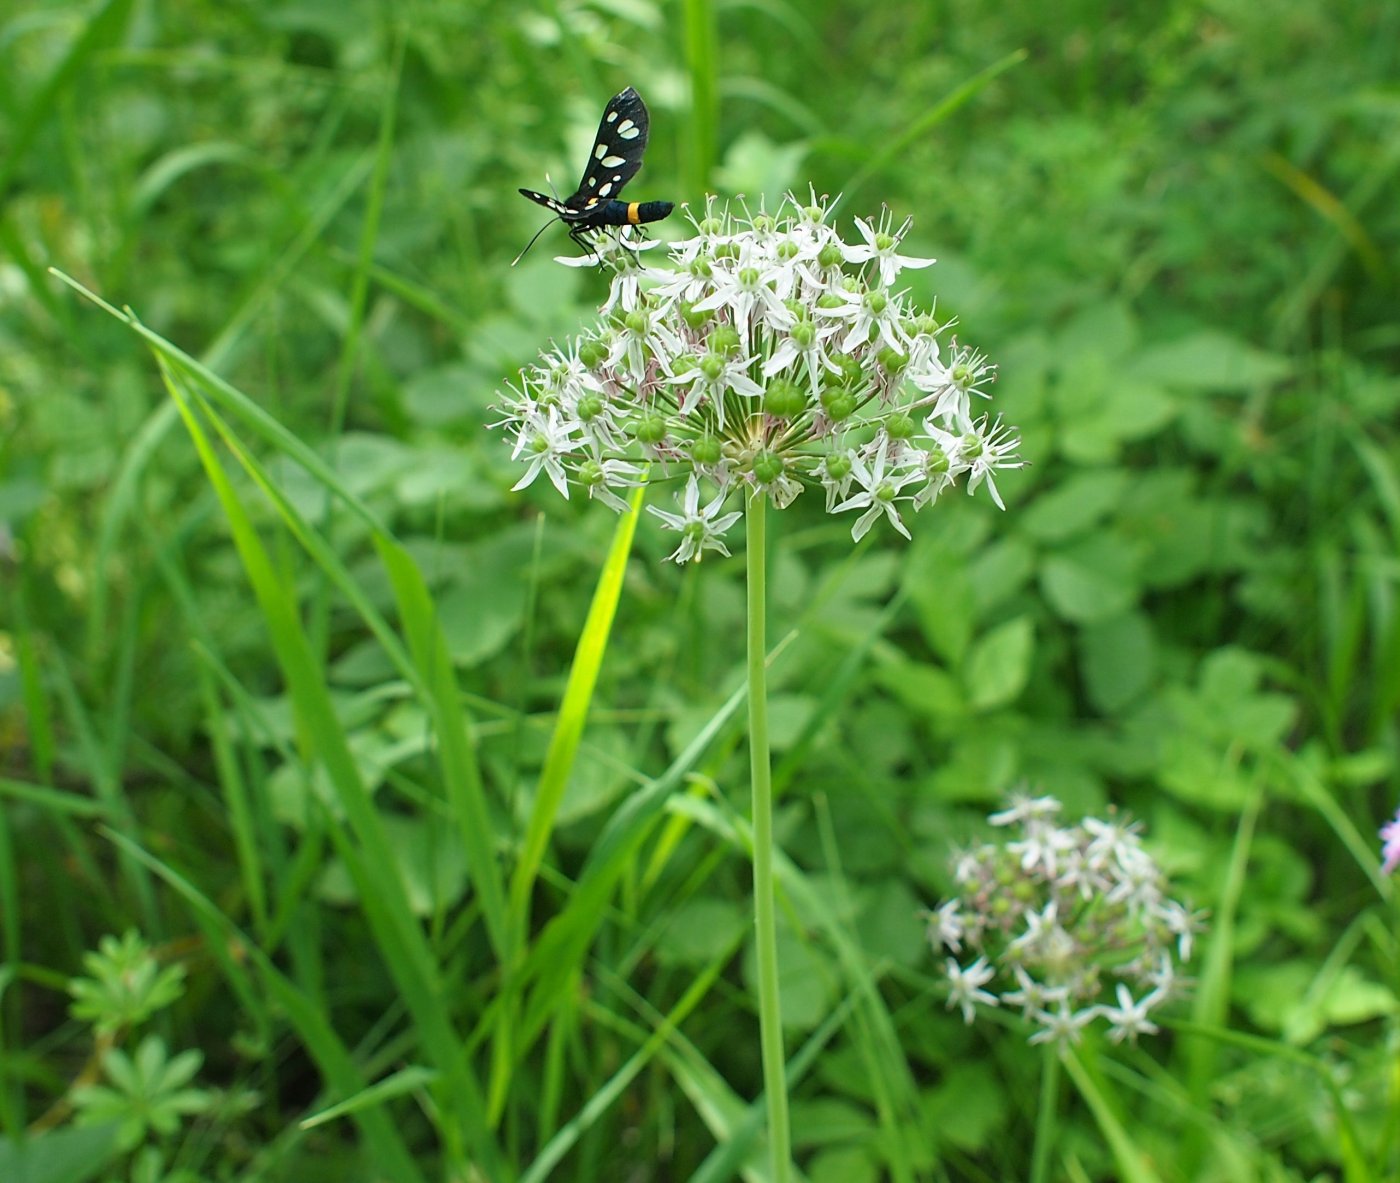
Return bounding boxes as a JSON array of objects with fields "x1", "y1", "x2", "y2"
[
  {"x1": 693, "y1": 239, "x2": 795, "y2": 337},
  {"x1": 510, "y1": 406, "x2": 580, "y2": 499},
  {"x1": 663, "y1": 346, "x2": 763, "y2": 426},
  {"x1": 1028, "y1": 1001, "x2": 1096, "y2": 1047},
  {"x1": 1098, "y1": 983, "x2": 1162, "y2": 1044},
  {"x1": 845, "y1": 211, "x2": 936, "y2": 287},
  {"x1": 1009, "y1": 901, "x2": 1060, "y2": 956},
  {"x1": 988, "y1": 793, "x2": 1062, "y2": 827},
  {"x1": 575, "y1": 456, "x2": 644, "y2": 513},
  {"x1": 646, "y1": 476, "x2": 743, "y2": 563},
  {"x1": 833, "y1": 436, "x2": 922, "y2": 541},
  {"x1": 1155, "y1": 899, "x2": 1206, "y2": 962},
  {"x1": 1001, "y1": 966, "x2": 1070, "y2": 1016},
  {"x1": 820, "y1": 282, "x2": 910, "y2": 355},
  {"x1": 960, "y1": 416, "x2": 1023, "y2": 511},
  {"x1": 945, "y1": 956, "x2": 999, "y2": 1024},
  {"x1": 929, "y1": 900, "x2": 965, "y2": 953},
  {"x1": 1008, "y1": 820, "x2": 1079, "y2": 880},
  {"x1": 815, "y1": 447, "x2": 858, "y2": 513}
]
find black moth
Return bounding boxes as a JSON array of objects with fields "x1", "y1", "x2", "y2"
[{"x1": 515, "y1": 86, "x2": 674, "y2": 263}]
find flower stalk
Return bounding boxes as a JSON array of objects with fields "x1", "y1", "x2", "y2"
[{"x1": 745, "y1": 488, "x2": 791, "y2": 1181}]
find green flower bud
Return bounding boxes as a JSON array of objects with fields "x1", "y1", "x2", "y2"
[
  {"x1": 752, "y1": 449, "x2": 785, "y2": 484},
  {"x1": 818, "y1": 242, "x2": 843, "y2": 269},
  {"x1": 764, "y1": 377, "x2": 806, "y2": 419},
  {"x1": 625, "y1": 310, "x2": 649, "y2": 334},
  {"x1": 709, "y1": 326, "x2": 741, "y2": 355},
  {"x1": 824, "y1": 451, "x2": 852, "y2": 480},
  {"x1": 700, "y1": 353, "x2": 726, "y2": 381},
  {"x1": 821, "y1": 388, "x2": 857, "y2": 421},
  {"x1": 877, "y1": 346, "x2": 907, "y2": 374},
  {"x1": 579, "y1": 339, "x2": 609, "y2": 368},
  {"x1": 886, "y1": 412, "x2": 916, "y2": 440},
  {"x1": 629, "y1": 414, "x2": 668, "y2": 444},
  {"x1": 836, "y1": 354, "x2": 864, "y2": 384},
  {"x1": 691, "y1": 435, "x2": 723, "y2": 465},
  {"x1": 576, "y1": 393, "x2": 603, "y2": 421},
  {"x1": 577, "y1": 458, "x2": 603, "y2": 488},
  {"x1": 680, "y1": 302, "x2": 711, "y2": 330}
]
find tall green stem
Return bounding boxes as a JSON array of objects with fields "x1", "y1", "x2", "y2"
[
  {"x1": 1030, "y1": 1043, "x2": 1061, "y2": 1183},
  {"x1": 746, "y1": 490, "x2": 791, "y2": 1181}
]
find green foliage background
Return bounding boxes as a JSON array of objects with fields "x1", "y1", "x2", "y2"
[{"x1": 2, "y1": 0, "x2": 1399, "y2": 1179}]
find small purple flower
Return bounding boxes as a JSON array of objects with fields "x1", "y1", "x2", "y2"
[{"x1": 1381, "y1": 805, "x2": 1400, "y2": 875}]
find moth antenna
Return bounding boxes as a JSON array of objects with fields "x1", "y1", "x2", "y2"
[
  {"x1": 545, "y1": 171, "x2": 562, "y2": 201},
  {"x1": 512, "y1": 216, "x2": 560, "y2": 267}
]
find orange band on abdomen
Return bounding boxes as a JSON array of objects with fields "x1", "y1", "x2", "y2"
[{"x1": 627, "y1": 202, "x2": 641, "y2": 225}]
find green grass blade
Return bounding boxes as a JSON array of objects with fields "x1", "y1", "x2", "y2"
[
  {"x1": 518, "y1": 946, "x2": 734, "y2": 1183},
  {"x1": 840, "y1": 49, "x2": 1027, "y2": 207},
  {"x1": 1062, "y1": 1049, "x2": 1163, "y2": 1183},
  {"x1": 0, "y1": 0, "x2": 135, "y2": 198},
  {"x1": 379, "y1": 535, "x2": 510, "y2": 959},
  {"x1": 509, "y1": 482, "x2": 646, "y2": 938}
]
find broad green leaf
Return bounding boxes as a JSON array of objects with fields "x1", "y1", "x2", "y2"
[
  {"x1": 1021, "y1": 469, "x2": 1129, "y2": 543},
  {"x1": 1080, "y1": 612, "x2": 1156, "y2": 712},
  {"x1": 1128, "y1": 329, "x2": 1291, "y2": 391},
  {"x1": 965, "y1": 616, "x2": 1034, "y2": 711},
  {"x1": 1041, "y1": 551, "x2": 1138, "y2": 623},
  {"x1": 655, "y1": 898, "x2": 747, "y2": 967},
  {"x1": 0, "y1": 1125, "x2": 123, "y2": 1183},
  {"x1": 903, "y1": 536, "x2": 975, "y2": 663}
]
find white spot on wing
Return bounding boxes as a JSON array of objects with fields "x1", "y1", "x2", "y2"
[
  {"x1": 617, "y1": 124, "x2": 641, "y2": 140},
  {"x1": 606, "y1": 111, "x2": 619, "y2": 122},
  {"x1": 598, "y1": 183, "x2": 613, "y2": 196},
  {"x1": 601, "y1": 154, "x2": 625, "y2": 167}
]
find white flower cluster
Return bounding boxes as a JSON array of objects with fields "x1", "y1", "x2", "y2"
[
  {"x1": 495, "y1": 192, "x2": 1021, "y2": 562},
  {"x1": 930, "y1": 793, "x2": 1204, "y2": 1047}
]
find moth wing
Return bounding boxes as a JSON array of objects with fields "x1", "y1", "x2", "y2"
[
  {"x1": 518, "y1": 188, "x2": 572, "y2": 216},
  {"x1": 566, "y1": 86, "x2": 651, "y2": 209}
]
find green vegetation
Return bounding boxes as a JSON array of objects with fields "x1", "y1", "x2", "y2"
[{"x1": 2, "y1": 0, "x2": 1398, "y2": 1180}]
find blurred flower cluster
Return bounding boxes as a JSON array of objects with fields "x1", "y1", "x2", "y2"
[
  {"x1": 929, "y1": 793, "x2": 1204, "y2": 1047},
  {"x1": 1381, "y1": 805, "x2": 1400, "y2": 875},
  {"x1": 495, "y1": 192, "x2": 1021, "y2": 562}
]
